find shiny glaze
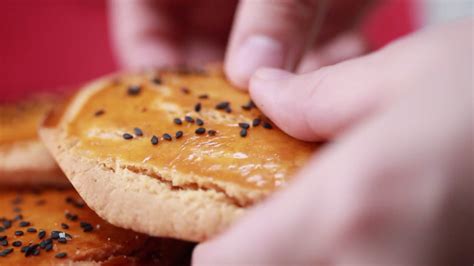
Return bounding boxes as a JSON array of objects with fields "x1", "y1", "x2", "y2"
[
  {"x1": 0, "y1": 98, "x2": 53, "y2": 145},
  {"x1": 68, "y1": 71, "x2": 317, "y2": 191}
]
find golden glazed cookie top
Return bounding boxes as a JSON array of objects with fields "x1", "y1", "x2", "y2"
[
  {"x1": 65, "y1": 68, "x2": 317, "y2": 192},
  {"x1": 0, "y1": 96, "x2": 55, "y2": 145}
]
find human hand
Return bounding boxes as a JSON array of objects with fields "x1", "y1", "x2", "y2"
[
  {"x1": 193, "y1": 19, "x2": 474, "y2": 265},
  {"x1": 108, "y1": 0, "x2": 372, "y2": 87}
]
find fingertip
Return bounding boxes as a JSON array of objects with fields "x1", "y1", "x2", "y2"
[
  {"x1": 249, "y1": 68, "x2": 292, "y2": 104},
  {"x1": 225, "y1": 35, "x2": 286, "y2": 89},
  {"x1": 224, "y1": 60, "x2": 248, "y2": 89}
]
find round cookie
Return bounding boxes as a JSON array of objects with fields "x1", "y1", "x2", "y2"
[{"x1": 40, "y1": 66, "x2": 318, "y2": 242}]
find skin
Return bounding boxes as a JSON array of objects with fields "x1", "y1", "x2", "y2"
[
  {"x1": 109, "y1": 1, "x2": 473, "y2": 264},
  {"x1": 108, "y1": 0, "x2": 371, "y2": 87},
  {"x1": 193, "y1": 19, "x2": 474, "y2": 265}
]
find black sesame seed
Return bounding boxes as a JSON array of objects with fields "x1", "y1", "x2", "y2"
[
  {"x1": 127, "y1": 85, "x2": 141, "y2": 96},
  {"x1": 73, "y1": 201, "x2": 85, "y2": 208},
  {"x1": 94, "y1": 109, "x2": 105, "y2": 116},
  {"x1": 80, "y1": 222, "x2": 94, "y2": 232},
  {"x1": 66, "y1": 197, "x2": 74, "y2": 204},
  {"x1": 198, "y1": 94, "x2": 209, "y2": 99},
  {"x1": 194, "y1": 102, "x2": 202, "y2": 112},
  {"x1": 175, "y1": 131, "x2": 183, "y2": 139},
  {"x1": 184, "y1": 116, "x2": 194, "y2": 123},
  {"x1": 15, "y1": 230, "x2": 24, "y2": 236},
  {"x1": 0, "y1": 248, "x2": 13, "y2": 257},
  {"x1": 196, "y1": 118, "x2": 204, "y2": 126},
  {"x1": 39, "y1": 240, "x2": 47, "y2": 249},
  {"x1": 240, "y1": 128, "x2": 248, "y2": 137},
  {"x1": 0, "y1": 235, "x2": 5, "y2": 241},
  {"x1": 45, "y1": 243, "x2": 53, "y2": 252},
  {"x1": 51, "y1": 231, "x2": 60, "y2": 239},
  {"x1": 208, "y1": 130, "x2": 217, "y2": 136},
  {"x1": 0, "y1": 240, "x2": 8, "y2": 246},
  {"x1": 238, "y1": 123, "x2": 250, "y2": 129},
  {"x1": 55, "y1": 252, "x2": 67, "y2": 259},
  {"x1": 123, "y1": 133, "x2": 134, "y2": 140},
  {"x1": 241, "y1": 105, "x2": 251, "y2": 111},
  {"x1": 19, "y1": 221, "x2": 30, "y2": 227},
  {"x1": 151, "y1": 135, "x2": 159, "y2": 145},
  {"x1": 12, "y1": 241, "x2": 22, "y2": 247},
  {"x1": 21, "y1": 245, "x2": 29, "y2": 253},
  {"x1": 252, "y1": 118, "x2": 261, "y2": 127},
  {"x1": 152, "y1": 77, "x2": 162, "y2": 84},
  {"x1": 195, "y1": 127, "x2": 206, "y2": 135},
  {"x1": 33, "y1": 249, "x2": 40, "y2": 256},
  {"x1": 65, "y1": 212, "x2": 78, "y2": 221},
  {"x1": 225, "y1": 107, "x2": 232, "y2": 113},
  {"x1": 38, "y1": 230, "x2": 46, "y2": 239},
  {"x1": 134, "y1": 127, "x2": 143, "y2": 136},
  {"x1": 173, "y1": 118, "x2": 182, "y2": 125},
  {"x1": 61, "y1": 223, "x2": 69, "y2": 230},
  {"x1": 263, "y1": 122, "x2": 273, "y2": 129},
  {"x1": 163, "y1": 133, "x2": 172, "y2": 141},
  {"x1": 215, "y1": 101, "x2": 229, "y2": 110},
  {"x1": 27, "y1": 228, "x2": 37, "y2": 233},
  {"x1": 58, "y1": 238, "x2": 67, "y2": 244},
  {"x1": 181, "y1": 87, "x2": 190, "y2": 94},
  {"x1": 3, "y1": 220, "x2": 12, "y2": 229}
]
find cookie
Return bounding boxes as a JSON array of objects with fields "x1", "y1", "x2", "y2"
[
  {"x1": 0, "y1": 95, "x2": 68, "y2": 187},
  {"x1": 40, "y1": 66, "x2": 318, "y2": 242},
  {"x1": 0, "y1": 188, "x2": 194, "y2": 265}
]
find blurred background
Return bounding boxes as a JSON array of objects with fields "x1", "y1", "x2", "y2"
[{"x1": 0, "y1": 0, "x2": 470, "y2": 102}]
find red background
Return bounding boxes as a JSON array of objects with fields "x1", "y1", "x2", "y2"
[{"x1": 0, "y1": 0, "x2": 416, "y2": 102}]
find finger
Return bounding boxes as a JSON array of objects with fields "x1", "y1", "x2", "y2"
[
  {"x1": 108, "y1": 0, "x2": 183, "y2": 69},
  {"x1": 297, "y1": 31, "x2": 369, "y2": 73},
  {"x1": 249, "y1": 53, "x2": 386, "y2": 141},
  {"x1": 193, "y1": 67, "x2": 472, "y2": 265},
  {"x1": 224, "y1": 0, "x2": 324, "y2": 88},
  {"x1": 248, "y1": 18, "x2": 473, "y2": 141}
]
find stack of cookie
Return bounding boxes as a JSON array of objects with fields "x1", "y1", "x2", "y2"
[
  {"x1": 1, "y1": 66, "x2": 317, "y2": 264},
  {"x1": 0, "y1": 95, "x2": 194, "y2": 265}
]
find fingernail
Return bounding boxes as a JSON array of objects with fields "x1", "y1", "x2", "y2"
[{"x1": 227, "y1": 35, "x2": 285, "y2": 87}]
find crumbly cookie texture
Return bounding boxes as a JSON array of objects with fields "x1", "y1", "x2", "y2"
[{"x1": 40, "y1": 66, "x2": 317, "y2": 242}]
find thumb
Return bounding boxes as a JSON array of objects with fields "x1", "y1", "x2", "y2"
[
  {"x1": 249, "y1": 55, "x2": 390, "y2": 141},
  {"x1": 225, "y1": 0, "x2": 324, "y2": 88}
]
